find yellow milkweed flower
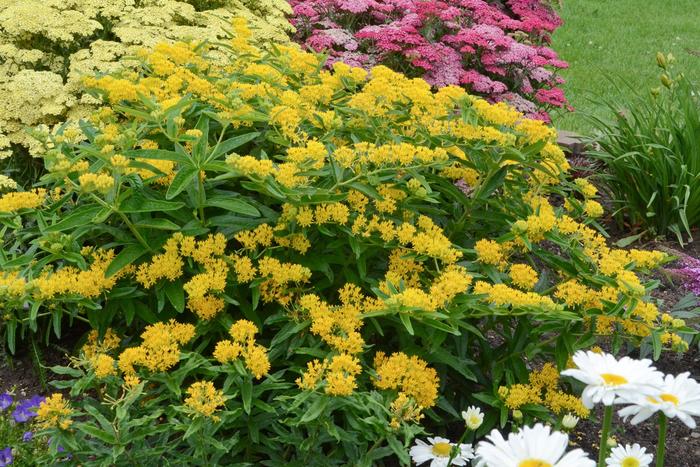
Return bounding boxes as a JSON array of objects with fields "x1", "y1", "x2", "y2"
[
  {"x1": 214, "y1": 319, "x2": 270, "y2": 379},
  {"x1": 0, "y1": 189, "x2": 46, "y2": 213},
  {"x1": 184, "y1": 381, "x2": 225, "y2": 421},
  {"x1": 474, "y1": 239, "x2": 506, "y2": 268},
  {"x1": 373, "y1": 352, "x2": 439, "y2": 409},
  {"x1": 324, "y1": 353, "x2": 362, "y2": 396},
  {"x1": 583, "y1": 199, "x2": 604, "y2": 218},
  {"x1": 78, "y1": 172, "x2": 115, "y2": 193},
  {"x1": 509, "y1": 264, "x2": 539, "y2": 290},
  {"x1": 36, "y1": 394, "x2": 73, "y2": 430}
]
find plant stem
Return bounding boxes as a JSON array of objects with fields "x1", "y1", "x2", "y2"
[
  {"x1": 448, "y1": 426, "x2": 470, "y2": 465},
  {"x1": 597, "y1": 405, "x2": 613, "y2": 467},
  {"x1": 657, "y1": 413, "x2": 668, "y2": 467}
]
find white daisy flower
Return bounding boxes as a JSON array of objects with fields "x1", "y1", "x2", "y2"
[
  {"x1": 409, "y1": 436, "x2": 473, "y2": 466},
  {"x1": 462, "y1": 406, "x2": 484, "y2": 430},
  {"x1": 605, "y1": 443, "x2": 653, "y2": 467},
  {"x1": 617, "y1": 372, "x2": 700, "y2": 428},
  {"x1": 560, "y1": 351, "x2": 663, "y2": 408},
  {"x1": 474, "y1": 423, "x2": 595, "y2": 467}
]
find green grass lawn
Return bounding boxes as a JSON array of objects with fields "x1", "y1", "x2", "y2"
[{"x1": 551, "y1": 0, "x2": 700, "y2": 134}]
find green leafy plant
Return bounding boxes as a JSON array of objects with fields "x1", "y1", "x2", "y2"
[
  {"x1": 587, "y1": 53, "x2": 700, "y2": 244},
  {"x1": 0, "y1": 22, "x2": 689, "y2": 465}
]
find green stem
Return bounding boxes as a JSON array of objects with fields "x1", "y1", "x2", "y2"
[
  {"x1": 656, "y1": 413, "x2": 667, "y2": 467},
  {"x1": 598, "y1": 405, "x2": 613, "y2": 467},
  {"x1": 197, "y1": 173, "x2": 206, "y2": 225},
  {"x1": 448, "y1": 426, "x2": 470, "y2": 465}
]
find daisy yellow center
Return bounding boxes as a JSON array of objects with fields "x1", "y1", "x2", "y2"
[
  {"x1": 432, "y1": 442, "x2": 452, "y2": 457},
  {"x1": 659, "y1": 393, "x2": 680, "y2": 405},
  {"x1": 600, "y1": 373, "x2": 628, "y2": 386},
  {"x1": 621, "y1": 457, "x2": 640, "y2": 467},
  {"x1": 519, "y1": 460, "x2": 553, "y2": 467}
]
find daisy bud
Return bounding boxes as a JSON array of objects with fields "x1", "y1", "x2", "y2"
[
  {"x1": 562, "y1": 414, "x2": 579, "y2": 429},
  {"x1": 512, "y1": 409, "x2": 523, "y2": 421}
]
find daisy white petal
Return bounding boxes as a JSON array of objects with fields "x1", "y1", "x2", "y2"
[
  {"x1": 410, "y1": 436, "x2": 474, "y2": 466},
  {"x1": 475, "y1": 423, "x2": 595, "y2": 467},
  {"x1": 561, "y1": 351, "x2": 663, "y2": 408},
  {"x1": 605, "y1": 443, "x2": 653, "y2": 467},
  {"x1": 617, "y1": 372, "x2": 700, "y2": 428}
]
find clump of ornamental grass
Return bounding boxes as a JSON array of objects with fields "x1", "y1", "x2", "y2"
[
  {"x1": 0, "y1": 20, "x2": 689, "y2": 465},
  {"x1": 587, "y1": 53, "x2": 700, "y2": 245}
]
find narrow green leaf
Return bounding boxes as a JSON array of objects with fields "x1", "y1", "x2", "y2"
[
  {"x1": 106, "y1": 244, "x2": 148, "y2": 278},
  {"x1": 166, "y1": 166, "x2": 199, "y2": 200}
]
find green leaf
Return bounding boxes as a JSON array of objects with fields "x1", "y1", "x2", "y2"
[
  {"x1": 106, "y1": 244, "x2": 149, "y2": 278},
  {"x1": 6, "y1": 320, "x2": 16, "y2": 354},
  {"x1": 615, "y1": 233, "x2": 644, "y2": 248},
  {"x1": 241, "y1": 377, "x2": 253, "y2": 414},
  {"x1": 166, "y1": 165, "x2": 199, "y2": 200},
  {"x1": 45, "y1": 206, "x2": 103, "y2": 233},
  {"x1": 78, "y1": 423, "x2": 116, "y2": 444},
  {"x1": 164, "y1": 281, "x2": 185, "y2": 313},
  {"x1": 299, "y1": 396, "x2": 329, "y2": 424},
  {"x1": 120, "y1": 195, "x2": 185, "y2": 213},
  {"x1": 205, "y1": 197, "x2": 260, "y2": 217},
  {"x1": 48, "y1": 365, "x2": 83, "y2": 377},
  {"x1": 386, "y1": 435, "x2": 410, "y2": 465},
  {"x1": 134, "y1": 218, "x2": 181, "y2": 231},
  {"x1": 210, "y1": 132, "x2": 260, "y2": 160},
  {"x1": 125, "y1": 149, "x2": 190, "y2": 164},
  {"x1": 399, "y1": 313, "x2": 414, "y2": 335}
]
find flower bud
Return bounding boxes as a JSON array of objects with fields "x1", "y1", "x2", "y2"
[
  {"x1": 512, "y1": 410, "x2": 523, "y2": 421},
  {"x1": 461, "y1": 406, "x2": 484, "y2": 430},
  {"x1": 660, "y1": 74, "x2": 673, "y2": 89},
  {"x1": 562, "y1": 414, "x2": 579, "y2": 429},
  {"x1": 656, "y1": 52, "x2": 667, "y2": 69}
]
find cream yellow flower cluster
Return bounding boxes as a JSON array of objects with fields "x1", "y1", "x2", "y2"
[{"x1": 0, "y1": 0, "x2": 293, "y2": 162}]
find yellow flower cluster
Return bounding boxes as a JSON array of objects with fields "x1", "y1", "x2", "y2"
[
  {"x1": 136, "y1": 233, "x2": 229, "y2": 319},
  {"x1": 78, "y1": 172, "x2": 115, "y2": 193},
  {"x1": 118, "y1": 320, "x2": 195, "y2": 380},
  {"x1": 184, "y1": 381, "x2": 226, "y2": 421},
  {"x1": 0, "y1": 189, "x2": 46, "y2": 213},
  {"x1": 475, "y1": 239, "x2": 507, "y2": 269},
  {"x1": 36, "y1": 394, "x2": 73, "y2": 430},
  {"x1": 373, "y1": 352, "x2": 439, "y2": 427},
  {"x1": 384, "y1": 265, "x2": 473, "y2": 312},
  {"x1": 296, "y1": 353, "x2": 363, "y2": 397},
  {"x1": 509, "y1": 264, "x2": 539, "y2": 290},
  {"x1": 82, "y1": 329, "x2": 121, "y2": 379},
  {"x1": 498, "y1": 363, "x2": 589, "y2": 418},
  {"x1": 474, "y1": 281, "x2": 559, "y2": 312},
  {"x1": 0, "y1": 0, "x2": 292, "y2": 154},
  {"x1": 300, "y1": 289, "x2": 365, "y2": 355},
  {"x1": 31, "y1": 249, "x2": 127, "y2": 300},
  {"x1": 213, "y1": 320, "x2": 271, "y2": 379}
]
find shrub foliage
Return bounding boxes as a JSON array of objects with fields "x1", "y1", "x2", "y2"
[{"x1": 0, "y1": 21, "x2": 686, "y2": 465}]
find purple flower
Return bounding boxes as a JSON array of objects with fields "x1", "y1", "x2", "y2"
[
  {"x1": 11, "y1": 395, "x2": 45, "y2": 423},
  {"x1": 22, "y1": 431, "x2": 33, "y2": 442},
  {"x1": 0, "y1": 447, "x2": 12, "y2": 467},
  {"x1": 0, "y1": 394, "x2": 12, "y2": 411}
]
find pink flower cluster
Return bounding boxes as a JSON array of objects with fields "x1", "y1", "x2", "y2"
[
  {"x1": 667, "y1": 252, "x2": 700, "y2": 296},
  {"x1": 290, "y1": 0, "x2": 569, "y2": 121}
]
